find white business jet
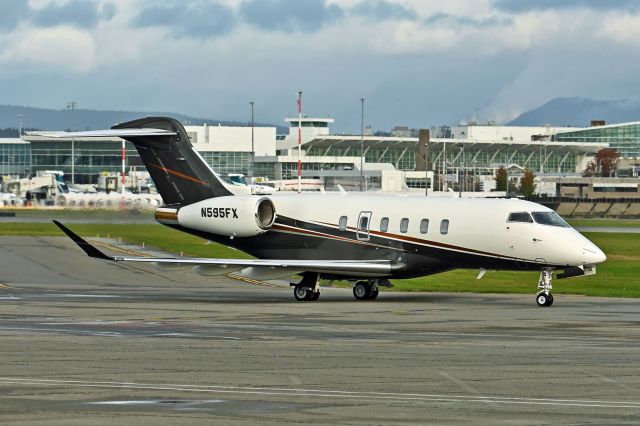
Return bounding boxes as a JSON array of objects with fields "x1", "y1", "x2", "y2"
[{"x1": 45, "y1": 117, "x2": 605, "y2": 307}]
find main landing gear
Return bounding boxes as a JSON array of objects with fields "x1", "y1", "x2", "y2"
[
  {"x1": 291, "y1": 272, "x2": 320, "y2": 302},
  {"x1": 353, "y1": 280, "x2": 379, "y2": 301},
  {"x1": 536, "y1": 268, "x2": 554, "y2": 307}
]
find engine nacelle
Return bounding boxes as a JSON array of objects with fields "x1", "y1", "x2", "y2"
[{"x1": 177, "y1": 195, "x2": 276, "y2": 237}]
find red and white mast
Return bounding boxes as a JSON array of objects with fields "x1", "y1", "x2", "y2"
[{"x1": 297, "y1": 91, "x2": 302, "y2": 194}]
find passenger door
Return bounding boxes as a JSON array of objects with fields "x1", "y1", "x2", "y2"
[{"x1": 357, "y1": 211, "x2": 372, "y2": 241}]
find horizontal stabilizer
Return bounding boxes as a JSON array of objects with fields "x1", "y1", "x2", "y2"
[{"x1": 29, "y1": 129, "x2": 177, "y2": 138}]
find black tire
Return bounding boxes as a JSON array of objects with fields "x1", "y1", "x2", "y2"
[
  {"x1": 353, "y1": 282, "x2": 369, "y2": 300},
  {"x1": 294, "y1": 285, "x2": 308, "y2": 301},
  {"x1": 308, "y1": 291, "x2": 320, "y2": 301},
  {"x1": 369, "y1": 288, "x2": 379, "y2": 300},
  {"x1": 547, "y1": 294, "x2": 554, "y2": 306},
  {"x1": 536, "y1": 293, "x2": 549, "y2": 307}
]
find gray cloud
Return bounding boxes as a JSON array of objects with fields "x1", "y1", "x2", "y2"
[
  {"x1": 425, "y1": 13, "x2": 511, "y2": 28},
  {"x1": 349, "y1": 1, "x2": 417, "y2": 21},
  {"x1": 0, "y1": 0, "x2": 31, "y2": 32},
  {"x1": 239, "y1": 0, "x2": 344, "y2": 33},
  {"x1": 30, "y1": 0, "x2": 115, "y2": 29},
  {"x1": 494, "y1": 0, "x2": 640, "y2": 12},
  {"x1": 100, "y1": 3, "x2": 118, "y2": 21},
  {"x1": 134, "y1": 1, "x2": 235, "y2": 39},
  {"x1": 0, "y1": 0, "x2": 115, "y2": 33}
]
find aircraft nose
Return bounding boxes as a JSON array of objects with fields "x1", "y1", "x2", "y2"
[{"x1": 583, "y1": 246, "x2": 606, "y2": 264}]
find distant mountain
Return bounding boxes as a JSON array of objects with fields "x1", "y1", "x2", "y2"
[
  {"x1": 0, "y1": 105, "x2": 287, "y2": 133},
  {"x1": 508, "y1": 97, "x2": 640, "y2": 127}
]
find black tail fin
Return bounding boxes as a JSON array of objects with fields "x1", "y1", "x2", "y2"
[{"x1": 112, "y1": 117, "x2": 232, "y2": 205}]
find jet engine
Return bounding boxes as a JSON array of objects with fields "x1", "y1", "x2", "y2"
[{"x1": 177, "y1": 195, "x2": 276, "y2": 237}]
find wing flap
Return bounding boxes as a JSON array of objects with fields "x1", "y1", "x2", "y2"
[{"x1": 54, "y1": 221, "x2": 395, "y2": 277}]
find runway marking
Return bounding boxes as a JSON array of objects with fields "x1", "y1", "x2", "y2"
[
  {"x1": 92, "y1": 241, "x2": 151, "y2": 257},
  {"x1": 438, "y1": 372, "x2": 479, "y2": 395},
  {"x1": 1, "y1": 378, "x2": 639, "y2": 409},
  {"x1": 90, "y1": 399, "x2": 224, "y2": 405},
  {"x1": 0, "y1": 283, "x2": 12, "y2": 288},
  {"x1": 581, "y1": 369, "x2": 639, "y2": 393},
  {"x1": 227, "y1": 273, "x2": 279, "y2": 287}
]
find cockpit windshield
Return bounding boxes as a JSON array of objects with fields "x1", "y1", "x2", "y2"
[
  {"x1": 508, "y1": 212, "x2": 533, "y2": 223},
  {"x1": 532, "y1": 211, "x2": 570, "y2": 227}
]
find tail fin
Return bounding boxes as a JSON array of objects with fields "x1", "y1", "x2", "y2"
[{"x1": 112, "y1": 117, "x2": 232, "y2": 205}]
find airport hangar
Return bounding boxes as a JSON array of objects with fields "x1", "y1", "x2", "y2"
[{"x1": 9, "y1": 117, "x2": 640, "y2": 194}]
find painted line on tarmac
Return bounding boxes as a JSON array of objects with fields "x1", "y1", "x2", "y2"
[
  {"x1": 0, "y1": 283, "x2": 12, "y2": 289},
  {"x1": 92, "y1": 241, "x2": 151, "y2": 257},
  {"x1": 0, "y1": 378, "x2": 639, "y2": 409},
  {"x1": 226, "y1": 273, "x2": 278, "y2": 287},
  {"x1": 438, "y1": 371, "x2": 480, "y2": 395}
]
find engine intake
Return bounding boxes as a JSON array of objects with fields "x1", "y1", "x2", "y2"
[{"x1": 176, "y1": 195, "x2": 276, "y2": 237}]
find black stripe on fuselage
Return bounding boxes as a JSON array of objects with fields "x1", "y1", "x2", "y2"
[{"x1": 162, "y1": 215, "x2": 557, "y2": 279}]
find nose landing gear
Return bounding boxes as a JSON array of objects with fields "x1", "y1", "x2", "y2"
[{"x1": 536, "y1": 268, "x2": 554, "y2": 307}]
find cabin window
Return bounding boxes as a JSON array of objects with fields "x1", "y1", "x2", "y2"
[
  {"x1": 420, "y1": 219, "x2": 429, "y2": 234},
  {"x1": 532, "y1": 212, "x2": 570, "y2": 227},
  {"x1": 380, "y1": 217, "x2": 389, "y2": 232},
  {"x1": 339, "y1": 216, "x2": 348, "y2": 231},
  {"x1": 440, "y1": 219, "x2": 449, "y2": 235},
  {"x1": 508, "y1": 212, "x2": 533, "y2": 223},
  {"x1": 400, "y1": 218, "x2": 409, "y2": 233}
]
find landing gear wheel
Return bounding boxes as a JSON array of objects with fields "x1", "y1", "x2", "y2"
[
  {"x1": 294, "y1": 285, "x2": 309, "y2": 301},
  {"x1": 535, "y1": 268, "x2": 554, "y2": 307},
  {"x1": 353, "y1": 282, "x2": 370, "y2": 300},
  {"x1": 369, "y1": 288, "x2": 379, "y2": 300},
  {"x1": 308, "y1": 290, "x2": 320, "y2": 301},
  {"x1": 536, "y1": 292, "x2": 551, "y2": 307}
]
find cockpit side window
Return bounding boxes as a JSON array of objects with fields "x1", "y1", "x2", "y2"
[
  {"x1": 532, "y1": 212, "x2": 570, "y2": 227},
  {"x1": 507, "y1": 212, "x2": 533, "y2": 223}
]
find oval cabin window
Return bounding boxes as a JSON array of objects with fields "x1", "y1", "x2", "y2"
[{"x1": 440, "y1": 219, "x2": 449, "y2": 235}]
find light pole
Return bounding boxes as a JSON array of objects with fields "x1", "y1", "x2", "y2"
[
  {"x1": 67, "y1": 101, "x2": 77, "y2": 184},
  {"x1": 472, "y1": 159, "x2": 477, "y2": 192},
  {"x1": 249, "y1": 101, "x2": 255, "y2": 179},
  {"x1": 458, "y1": 131, "x2": 465, "y2": 197},
  {"x1": 442, "y1": 141, "x2": 447, "y2": 191},
  {"x1": 360, "y1": 97, "x2": 365, "y2": 192},
  {"x1": 297, "y1": 91, "x2": 302, "y2": 194}
]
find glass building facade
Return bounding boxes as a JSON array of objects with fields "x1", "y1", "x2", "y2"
[
  {"x1": 555, "y1": 122, "x2": 640, "y2": 158},
  {"x1": 0, "y1": 140, "x2": 31, "y2": 176},
  {"x1": 200, "y1": 152, "x2": 251, "y2": 177},
  {"x1": 26, "y1": 138, "x2": 252, "y2": 184},
  {"x1": 30, "y1": 139, "x2": 143, "y2": 184},
  {"x1": 307, "y1": 141, "x2": 579, "y2": 174}
]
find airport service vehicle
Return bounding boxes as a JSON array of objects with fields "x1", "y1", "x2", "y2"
[
  {"x1": 48, "y1": 117, "x2": 606, "y2": 307},
  {"x1": 227, "y1": 173, "x2": 277, "y2": 195}
]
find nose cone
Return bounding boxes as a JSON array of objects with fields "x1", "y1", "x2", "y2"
[{"x1": 583, "y1": 245, "x2": 606, "y2": 265}]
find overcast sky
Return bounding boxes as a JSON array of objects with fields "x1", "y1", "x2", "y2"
[{"x1": 1, "y1": 0, "x2": 639, "y2": 132}]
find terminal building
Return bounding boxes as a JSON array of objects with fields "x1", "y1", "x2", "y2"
[{"x1": 1, "y1": 115, "x2": 639, "y2": 196}]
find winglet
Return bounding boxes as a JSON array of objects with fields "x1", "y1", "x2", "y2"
[{"x1": 52, "y1": 220, "x2": 112, "y2": 260}]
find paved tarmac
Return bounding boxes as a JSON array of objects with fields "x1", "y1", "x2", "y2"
[{"x1": 1, "y1": 236, "x2": 639, "y2": 424}]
